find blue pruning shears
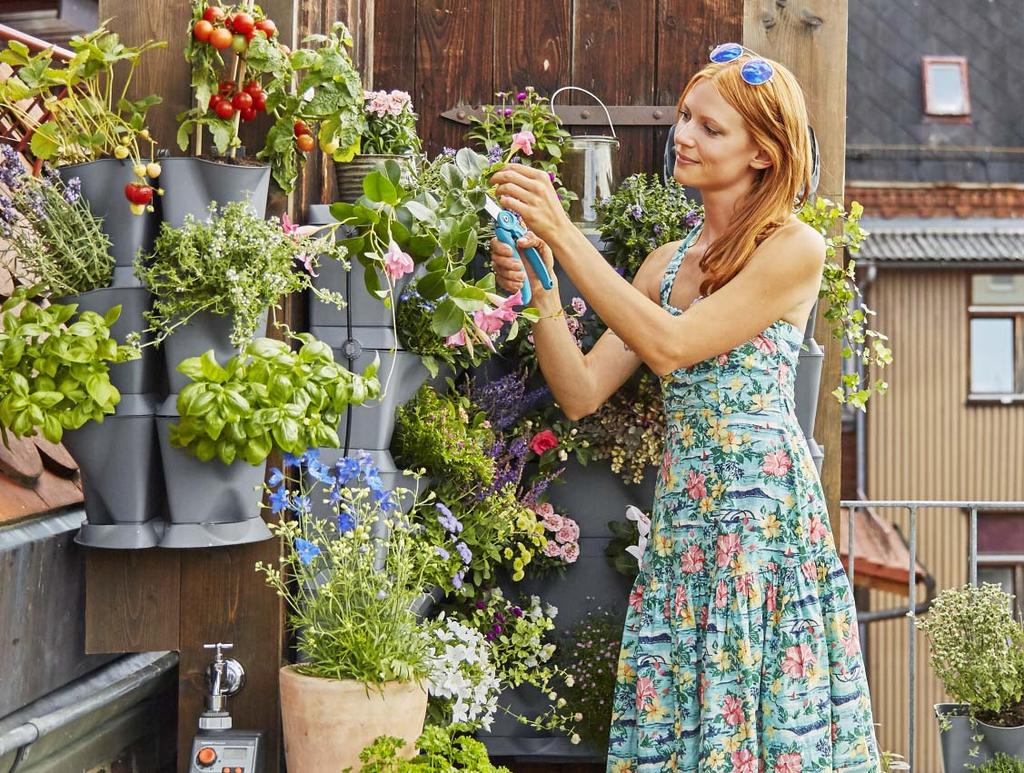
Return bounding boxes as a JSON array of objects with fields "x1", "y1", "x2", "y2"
[{"x1": 483, "y1": 194, "x2": 553, "y2": 305}]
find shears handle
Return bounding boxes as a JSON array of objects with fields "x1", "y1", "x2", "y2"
[
  {"x1": 494, "y1": 228, "x2": 533, "y2": 304},
  {"x1": 494, "y1": 214, "x2": 554, "y2": 306}
]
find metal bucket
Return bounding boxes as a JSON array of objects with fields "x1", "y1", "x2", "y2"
[{"x1": 552, "y1": 87, "x2": 620, "y2": 226}]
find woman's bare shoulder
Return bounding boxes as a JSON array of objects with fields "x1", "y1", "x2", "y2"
[{"x1": 752, "y1": 216, "x2": 825, "y2": 276}]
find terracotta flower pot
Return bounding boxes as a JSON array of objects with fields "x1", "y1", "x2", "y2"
[{"x1": 279, "y1": 666, "x2": 427, "y2": 772}]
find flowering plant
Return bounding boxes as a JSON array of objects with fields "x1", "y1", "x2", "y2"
[
  {"x1": 593, "y1": 173, "x2": 703, "y2": 280},
  {"x1": 0, "y1": 286, "x2": 139, "y2": 445},
  {"x1": 350, "y1": 725, "x2": 510, "y2": 772},
  {"x1": 169, "y1": 335, "x2": 379, "y2": 465},
  {"x1": 424, "y1": 614, "x2": 501, "y2": 730},
  {"x1": 462, "y1": 589, "x2": 580, "y2": 739},
  {"x1": 0, "y1": 25, "x2": 164, "y2": 210},
  {"x1": 0, "y1": 147, "x2": 113, "y2": 296},
  {"x1": 135, "y1": 201, "x2": 346, "y2": 347},
  {"x1": 256, "y1": 450, "x2": 440, "y2": 685},
  {"x1": 529, "y1": 501, "x2": 581, "y2": 572},
  {"x1": 556, "y1": 606, "x2": 624, "y2": 749},
  {"x1": 359, "y1": 89, "x2": 421, "y2": 156}
]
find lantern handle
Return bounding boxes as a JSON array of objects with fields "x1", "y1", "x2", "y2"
[{"x1": 550, "y1": 86, "x2": 617, "y2": 139}]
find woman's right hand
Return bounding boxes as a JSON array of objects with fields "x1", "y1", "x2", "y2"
[{"x1": 490, "y1": 230, "x2": 557, "y2": 304}]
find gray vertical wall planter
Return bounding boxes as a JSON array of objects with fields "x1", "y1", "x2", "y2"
[
  {"x1": 154, "y1": 399, "x2": 271, "y2": 548},
  {"x1": 157, "y1": 157, "x2": 270, "y2": 227},
  {"x1": 161, "y1": 309, "x2": 268, "y2": 394},
  {"x1": 59, "y1": 283, "x2": 159, "y2": 395},
  {"x1": 57, "y1": 159, "x2": 158, "y2": 268},
  {"x1": 794, "y1": 338, "x2": 824, "y2": 439},
  {"x1": 935, "y1": 704, "x2": 1024, "y2": 771},
  {"x1": 62, "y1": 394, "x2": 164, "y2": 549}
]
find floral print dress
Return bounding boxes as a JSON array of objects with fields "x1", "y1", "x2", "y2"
[{"x1": 606, "y1": 229, "x2": 881, "y2": 773}]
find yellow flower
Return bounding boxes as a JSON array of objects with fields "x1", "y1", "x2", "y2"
[
  {"x1": 722, "y1": 734, "x2": 741, "y2": 753},
  {"x1": 617, "y1": 660, "x2": 635, "y2": 681},
  {"x1": 711, "y1": 648, "x2": 731, "y2": 672},
  {"x1": 700, "y1": 497, "x2": 715, "y2": 513},
  {"x1": 710, "y1": 389, "x2": 720, "y2": 400},
  {"x1": 783, "y1": 493, "x2": 796, "y2": 509},
  {"x1": 654, "y1": 532, "x2": 673, "y2": 556},
  {"x1": 681, "y1": 424, "x2": 695, "y2": 447},
  {"x1": 831, "y1": 610, "x2": 850, "y2": 638},
  {"x1": 712, "y1": 480, "x2": 727, "y2": 499},
  {"x1": 759, "y1": 512, "x2": 782, "y2": 539},
  {"x1": 741, "y1": 432, "x2": 751, "y2": 444},
  {"x1": 646, "y1": 697, "x2": 669, "y2": 722},
  {"x1": 707, "y1": 749, "x2": 725, "y2": 768},
  {"x1": 612, "y1": 761, "x2": 635, "y2": 773},
  {"x1": 737, "y1": 639, "x2": 754, "y2": 666},
  {"x1": 751, "y1": 392, "x2": 776, "y2": 411},
  {"x1": 771, "y1": 678, "x2": 782, "y2": 695},
  {"x1": 720, "y1": 431, "x2": 740, "y2": 453}
]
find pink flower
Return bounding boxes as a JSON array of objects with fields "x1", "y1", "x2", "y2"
[
  {"x1": 533, "y1": 502, "x2": 554, "y2": 518},
  {"x1": 775, "y1": 752, "x2": 802, "y2": 773},
  {"x1": 753, "y1": 334, "x2": 777, "y2": 354},
  {"x1": 766, "y1": 581, "x2": 777, "y2": 612},
  {"x1": 776, "y1": 362, "x2": 790, "y2": 386},
  {"x1": 717, "y1": 352, "x2": 729, "y2": 365},
  {"x1": 556, "y1": 520, "x2": 580, "y2": 544},
  {"x1": 571, "y1": 296, "x2": 587, "y2": 315},
  {"x1": 781, "y1": 643, "x2": 816, "y2": 679},
  {"x1": 541, "y1": 513, "x2": 564, "y2": 532},
  {"x1": 635, "y1": 675, "x2": 656, "y2": 712},
  {"x1": 673, "y1": 585, "x2": 687, "y2": 617},
  {"x1": 685, "y1": 469, "x2": 707, "y2": 500},
  {"x1": 529, "y1": 429, "x2": 558, "y2": 455},
  {"x1": 495, "y1": 290, "x2": 522, "y2": 320},
  {"x1": 281, "y1": 212, "x2": 298, "y2": 237},
  {"x1": 731, "y1": 749, "x2": 757, "y2": 773},
  {"x1": 296, "y1": 252, "x2": 318, "y2": 277},
  {"x1": 721, "y1": 694, "x2": 745, "y2": 726},
  {"x1": 681, "y1": 545, "x2": 705, "y2": 574},
  {"x1": 543, "y1": 540, "x2": 562, "y2": 558},
  {"x1": 734, "y1": 572, "x2": 752, "y2": 598},
  {"x1": 716, "y1": 533, "x2": 741, "y2": 568},
  {"x1": 560, "y1": 541, "x2": 580, "y2": 563},
  {"x1": 761, "y1": 450, "x2": 792, "y2": 477},
  {"x1": 801, "y1": 559, "x2": 817, "y2": 582},
  {"x1": 383, "y1": 241, "x2": 414, "y2": 279},
  {"x1": 841, "y1": 627, "x2": 861, "y2": 658},
  {"x1": 445, "y1": 328, "x2": 467, "y2": 347},
  {"x1": 807, "y1": 515, "x2": 828, "y2": 544},
  {"x1": 473, "y1": 306, "x2": 506, "y2": 334},
  {"x1": 510, "y1": 130, "x2": 536, "y2": 156},
  {"x1": 629, "y1": 584, "x2": 645, "y2": 613},
  {"x1": 714, "y1": 578, "x2": 729, "y2": 609}
]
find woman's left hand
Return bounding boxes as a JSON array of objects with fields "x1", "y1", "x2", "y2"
[{"x1": 490, "y1": 164, "x2": 571, "y2": 246}]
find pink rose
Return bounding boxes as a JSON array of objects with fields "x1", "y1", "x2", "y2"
[
  {"x1": 556, "y1": 519, "x2": 580, "y2": 544},
  {"x1": 543, "y1": 540, "x2": 562, "y2": 558},
  {"x1": 529, "y1": 429, "x2": 558, "y2": 455},
  {"x1": 510, "y1": 130, "x2": 536, "y2": 156},
  {"x1": 541, "y1": 513, "x2": 564, "y2": 532},
  {"x1": 383, "y1": 241, "x2": 414, "y2": 279},
  {"x1": 781, "y1": 643, "x2": 816, "y2": 679},
  {"x1": 560, "y1": 541, "x2": 580, "y2": 563},
  {"x1": 761, "y1": 450, "x2": 792, "y2": 477},
  {"x1": 533, "y1": 502, "x2": 554, "y2": 517}
]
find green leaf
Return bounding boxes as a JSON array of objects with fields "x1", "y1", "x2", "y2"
[
  {"x1": 430, "y1": 299, "x2": 464, "y2": 338},
  {"x1": 404, "y1": 200, "x2": 436, "y2": 225},
  {"x1": 362, "y1": 170, "x2": 398, "y2": 204},
  {"x1": 198, "y1": 350, "x2": 228, "y2": 383},
  {"x1": 29, "y1": 122, "x2": 59, "y2": 160}
]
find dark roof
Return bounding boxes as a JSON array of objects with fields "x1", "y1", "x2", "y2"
[
  {"x1": 846, "y1": 0, "x2": 1024, "y2": 184},
  {"x1": 857, "y1": 217, "x2": 1024, "y2": 265}
]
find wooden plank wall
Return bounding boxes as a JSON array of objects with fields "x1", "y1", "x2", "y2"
[{"x1": 373, "y1": 0, "x2": 745, "y2": 177}]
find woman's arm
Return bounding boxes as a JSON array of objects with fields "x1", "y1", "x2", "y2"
[
  {"x1": 492, "y1": 164, "x2": 825, "y2": 376},
  {"x1": 491, "y1": 236, "x2": 678, "y2": 420}
]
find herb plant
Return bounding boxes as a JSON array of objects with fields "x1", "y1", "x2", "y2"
[{"x1": 349, "y1": 725, "x2": 510, "y2": 772}]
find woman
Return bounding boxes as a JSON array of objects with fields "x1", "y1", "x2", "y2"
[{"x1": 490, "y1": 45, "x2": 880, "y2": 772}]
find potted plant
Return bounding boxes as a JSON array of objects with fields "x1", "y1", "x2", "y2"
[
  {"x1": 157, "y1": 334, "x2": 379, "y2": 548},
  {"x1": 170, "y1": 8, "x2": 365, "y2": 221},
  {"x1": 0, "y1": 25, "x2": 164, "y2": 261},
  {"x1": 135, "y1": 199, "x2": 346, "y2": 392},
  {"x1": 334, "y1": 88, "x2": 421, "y2": 204},
  {"x1": 915, "y1": 582, "x2": 1024, "y2": 771},
  {"x1": 256, "y1": 451, "x2": 441, "y2": 772}
]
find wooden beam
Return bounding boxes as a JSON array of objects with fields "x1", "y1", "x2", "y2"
[{"x1": 743, "y1": 0, "x2": 848, "y2": 534}]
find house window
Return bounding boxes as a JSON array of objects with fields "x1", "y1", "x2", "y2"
[
  {"x1": 969, "y1": 274, "x2": 1024, "y2": 401},
  {"x1": 977, "y1": 512, "x2": 1024, "y2": 619},
  {"x1": 922, "y1": 56, "x2": 970, "y2": 117}
]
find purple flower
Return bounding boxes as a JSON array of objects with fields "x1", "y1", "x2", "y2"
[
  {"x1": 503, "y1": 107, "x2": 513, "y2": 117},
  {"x1": 653, "y1": 223, "x2": 663, "y2": 236},
  {"x1": 487, "y1": 144, "x2": 503, "y2": 164},
  {"x1": 0, "y1": 145, "x2": 24, "y2": 190},
  {"x1": 548, "y1": 171, "x2": 556, "y2": 182},
  {"x1": 512, "y1": 606, "x2": 523, "y2": 617},
  {"x1": 495, "y1": 612, "x2": 505, "y2": 623},
  {"x1": 476, "y1": 600, "x2": 487, "y2": 610},
  {"x1": 452, "y1": 568, "x2": 465, "y2": 590},
  {"x1": 435, "y1": 546, "x2": 450, "y2": 560},
  {"x1": 441, "y1": 146, "x2": 457, "y2": 159},
  {"x1": 63, "y1": 176, "x2": 82, "y2": 204},
  {"x1": 436, "y1": 503, "x2": 463, "y2": 535},
  {"x1": 683, "y1": 210, "x2": 703, "y2": 228},
  {"x1": 268, "y1": 467, "x2": 284, "y2": 487},
  {"x1": 629, "y1": 203, "x2": 643, "y2": 219},
  {"x1": 455, "y1": 541, "x2": 473, "y2": 564},
  {"x1": 516, "y1": 91, "x2": 527, "y2": 102}
]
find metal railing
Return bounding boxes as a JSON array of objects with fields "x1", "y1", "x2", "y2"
[{"x1": 841, "y1": 499, "x2": 1024, "y2": 772}]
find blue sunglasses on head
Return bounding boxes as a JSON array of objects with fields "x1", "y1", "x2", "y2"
[{"x1": 709, "y1": 43, "x2": 775, "y2": 86}]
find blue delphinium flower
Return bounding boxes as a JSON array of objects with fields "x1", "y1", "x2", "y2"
[
  {"x1": 294, "y1": 537, "x2": 321, "y2": 565},
  {"x1": 269, "y1": 486, "x2": 291, "y2": 513},
  {"x1": 334, "y1": 456, "x2": 361, "y2": 486},
  {"x1": 268, "y1": 467, "x2": 285, "y2": 487},
  {"x1": 292, "y1": 495, "x2": 312, "y2": 514},
  {"x1": 282, "y1": 451, "x2": 302, "y2": 469},
  {"x1": 300, "y1": 449, "x2": 321, "y2": 467},
  {"x1": 337, "y1": 510, "x2": 355, "y2": 533},
  {"x1": 307, "y1": 458, "x2": 332, "y2": 484}
]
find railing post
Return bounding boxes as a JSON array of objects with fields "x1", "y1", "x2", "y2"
[
  {"x1": 969, "y1": 507, "x2": 978, "y2": 587},
  {"x1": 907, "y1": 505, "x2": 917, "y2": 772}
]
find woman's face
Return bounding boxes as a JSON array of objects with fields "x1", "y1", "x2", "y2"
[{"x1": 672, "y1": 79, "x2": 766, "y2": 192}]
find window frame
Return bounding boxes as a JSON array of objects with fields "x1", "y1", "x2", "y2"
[
  {"x1": 967, "y1": 271, "x2": 1024, "y2": 405},
  {"x1": 922, "y1": 56, "x2": 971, "y2": 122},
  {"x1": 976, "y1": 511, "x2": 1024, "y2": 620}
]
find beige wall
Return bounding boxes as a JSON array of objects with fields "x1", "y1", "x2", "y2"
[{"x1": 865, "y1": 268, "x2": 1024, "y2": 771}]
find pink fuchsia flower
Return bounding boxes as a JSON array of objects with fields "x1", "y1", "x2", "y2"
[
  {"x1": 528, "y1": 429, "x2": 558, "y2": 455},
  {"x1": 560, "y1": 541, "x2": 580, "y2": 563},
  {"x1": 543, "y1": 540, "x2": 562, "y2": 558},
  {"x1": 775, "y1": 752, "x2": 803, "y2": 773},
  {"x1": 510, "y1": 130, "x2": 536, "y2": 156},
  {"x1": 761, "y1": 449, "x2": 792, "y2": 477},
  {"x1": 383, "y1": 241, "x2": 414, "y2": 279},
  {"x1": 556, "y1": 519, "x2": 580, "y2": 544},
  {"x1": 781, "y1": 643, "x2": 816, "y2": 679},
  {"x1": 445, "y1": 328, "x2": 467, "y2": 347},
  {"x1": 541, "y1": 513, "x2": 564, "y2": 532}
]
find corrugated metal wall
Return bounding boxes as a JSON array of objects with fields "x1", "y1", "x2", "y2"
[{"x1": 865, "y1": 268, "x2": 1024, "y2": 772}]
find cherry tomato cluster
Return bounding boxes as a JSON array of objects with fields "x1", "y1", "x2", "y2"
[
  {"x1": 293, "y1": 121, "x2": 315, "y2": 153},
  {"x1": 209, "y1": 79, "x2": 267, "y2": 122},
  {"x1": 192, "y1": 4, "x2": 278, "y2": 52}
]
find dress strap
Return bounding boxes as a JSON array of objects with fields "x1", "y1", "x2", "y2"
[{"x1": 660, "y1": 224, "x2": 701, "y2": 307}]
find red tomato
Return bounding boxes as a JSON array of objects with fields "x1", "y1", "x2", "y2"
[
  {"x1": 215, "y1": 99, "x2": 235, "y2": 119},
  {"x1": 193, "y1": 20, "x2": 214, "y2": 42},
  {"x1": 242, "y1": 80, "x2": 262, "y2": 95},
  {"x1": 296, "y1": 133, "x2": 315, "y2": 153},
  {"x1": 251, "y1": 91, "x2": 267, "y2": 111},
  {"x1": 209, "y1": 27, "x2": 233, "y2": 49},
  {"x1": 293, "y1": 120, "x2": 311, "y2": 137},
  {"x1": 240, "y1": 107, "x2": 257, "y2": 122},
  {"x1": 254, "y1": 19, "x2": 277, "y2": 38},
  {"x1": 231, "y1": 92, "x2": 253, "y2": 111},
  {"x1": 124, "y1": 183, "x2": 154, "y2": 205},
  {"x1": 232, "y1": 13, "x2": 255, "y2": 35},
  {"x1": 208, "y1": 93, "x2": 223, "y2": 111},
  {"x1": 202, "y1": 5, "x2": 224, "y2": 23},
  {"x1": 218, "y1": 79, "x2": 235, "y2": 95}
]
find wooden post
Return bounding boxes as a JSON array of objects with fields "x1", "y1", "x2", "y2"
[
  {"x1": 744, "y1": 0, "x2": 848, "y2": 533},
  {"x1": 86, "y1": 2, "x2": 371, "y2": 771}
]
